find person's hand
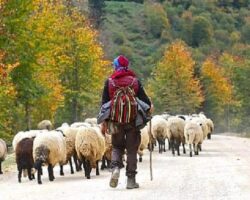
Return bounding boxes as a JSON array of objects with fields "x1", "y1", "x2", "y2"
[{"x1": 149, "y1": 103, "x2": 154, "y2": 114}]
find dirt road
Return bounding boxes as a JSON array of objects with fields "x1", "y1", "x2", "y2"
[{"x1": 1, "y1": 134, "x2": 250, "y2": 200}]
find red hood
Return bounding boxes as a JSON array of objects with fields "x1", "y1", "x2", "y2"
[{"x1": 110, "y1": 69, "x2": 136, "y2": 79}]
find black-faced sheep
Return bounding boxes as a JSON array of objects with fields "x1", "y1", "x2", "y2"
[{"x1": 33, "y1": 131, "x2": 66, "y2": 184}]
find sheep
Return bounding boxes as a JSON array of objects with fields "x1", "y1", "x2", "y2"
[
  {"x1": 12, "y1": 130, "x2": 48, "y2": 152},
  {"x1": 33, "y1": 130, "x2": 66, "y2": 184},
  {"x1": 84, "y1": 118, "x2": 97, "y2": 125},
  {"x1": 184, "y1": 121, "x2": 203, "y2": 157},
  {"x1": 206, "y1": 118, "x2": 214, "y2": 139},
  {"x1": 75, "y1": 126, "x2": 105, "y2": 179},
  {"x1": 138, "y1": 125, "x2": 150, "y2": 162},
  {"x1": 101, "y1": 134, "x2": 112, "y2": 170},
  {"x1": 192, "y1": 117, "x2": 209, "y2": 142},
  {"x1": 37, "y1": 120, "x2": 53, "y2": 130},
  {"x1": 56, "y1": 125, "x2": 81, "y2": 174},
  {"x1": 15, "y1": 137, "x2": 35, "y2": 182},
  {"x1": 166, "y1": 116, "x2": 186, "y2": 156},
  {"x1": 0, "y1": 138, "x2": 7, "y2": 174},
  {"x1": 70, "y1": 122, "x2": 92, "y2": 128},
  {"x1": 151, "y1": 116, "x2": 168, "y2": 153}
]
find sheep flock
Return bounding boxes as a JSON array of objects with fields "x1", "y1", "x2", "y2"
[{"x1": 0, "y1": 113, "x2": 214, "y2": 184}]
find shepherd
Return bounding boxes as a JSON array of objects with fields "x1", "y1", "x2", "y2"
[{"x1": 99, "y1": 55, "x2": 152, "y2": 189}]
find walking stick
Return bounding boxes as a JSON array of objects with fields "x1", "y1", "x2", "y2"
[{"x1": 149, "y1": 119, "x2": 153, "y2": 181}]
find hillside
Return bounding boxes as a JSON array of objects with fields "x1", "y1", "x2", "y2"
[{"x1": 100, "y1": 1, "x2": 165, "y2": 80}]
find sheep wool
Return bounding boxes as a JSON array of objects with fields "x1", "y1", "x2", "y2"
[
  {"x1": 37, "y1": 120, "x2": 53, "y2": 130},
  {"x1": 0, "y1": 138, "x2": 7, "y2": 174}
]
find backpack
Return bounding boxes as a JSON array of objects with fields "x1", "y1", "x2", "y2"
[{"x1": 109, "y1": 78, "x2": 138, "y2": 124}]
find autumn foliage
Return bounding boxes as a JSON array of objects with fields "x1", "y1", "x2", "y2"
[{"x1": 148, "y1": 41, "x2": 204, "y2": 114}]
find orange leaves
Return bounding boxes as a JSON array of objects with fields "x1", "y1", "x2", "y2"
[
  {"x1": 149, "y1": 41, "x2": 204, "y2": 113},
  {"x1": 201, "y1": 57, "x2": 233, "y2": 105}
]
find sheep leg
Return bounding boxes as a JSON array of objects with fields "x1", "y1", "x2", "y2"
[
  {"x1": 37, "y1": 167, "x2": 42, "y2": 184},
  {"x1": 207, "y1": 133, "x2": 211, "y2": 140},
  {"x1": 86, "y1": 160, "x2": 91, "y2": 179},
  {"x1": 163, "y1": 140, "x2": 166, "y2": 152},
  {"x1": 73, "y1": 151, "x2": 80, "y2": 171},
  {"x1": 107, "y1": 160, "x2": 111, "y2": 168},
  {"x1": 96, "y1": 161, "x2": 100, "y2": 176},
  {"x1": 198, "y1": 143, "x2": 202, "y2": 151},
  {"x1": 176, "y1": 140, "x2": 180, "y2": 156},
  {"x1": 194, "y1": 144, "x2": 199, "y2": 155},
  {"x1": 139, "y1": 155, "x2": 142, "y2": 162},
  {"x1": 0, "y1": 161, "x2": 2, "y2": 174},
  {"x1": 82, "y1": 157, "x2": 87, "y2": 178},
  {"x1": 157, "y1": 139, "x2": 162, "y2": 153},
  {"x1": 69, "y1": 157, "x2": 74, "y2": 174},
  {"x1": 18, "y1": 166, "x2": 22, "y2": 183},
  {"x1": 168, "y1": 139, "x2": 171, "y2": 150},
  {"x1": 170, "y1": 138, "x2": 175, "y2": 156},
  {"x1": 60, "y1": 165, "x2": 64, "y2": 176},
  {"x1": 28, "y1": 168, "x2": 32, "y2": 180},
  {"x1": 101, "y1": 156, "x2": 107, "y2": 170},
  {"x1": 183, "y1": 143, "x2": 186, "y2": 154},
  {"x1": 48, "y1": 164, "x2": 54, "y2": 181},
  {"x1": 189, "y1": 144, "x2": 192, "y2": 157}
]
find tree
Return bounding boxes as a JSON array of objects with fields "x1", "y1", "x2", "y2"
[
  {"x1": 88, "y1": 0, "x2": 105, "y2": 28},
  {"x1": 192, "y1": 16, "x2": 213, "y2": 47},
  {"x1": 148, "y1": 41, "x2": 204, "y2": 114}
]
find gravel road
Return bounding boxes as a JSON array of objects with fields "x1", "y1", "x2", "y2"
[{"x1": 0, "y1": 134, "x2": 250, "y2": 200}]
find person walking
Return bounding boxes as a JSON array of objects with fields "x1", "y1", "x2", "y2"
[{"x1": 100, "y1": 55, "x2": 152, "y2": 189}]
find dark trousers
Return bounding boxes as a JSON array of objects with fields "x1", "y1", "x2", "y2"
[{"x1": 111, "y1": 123, "x2": 141, "y2": 177}]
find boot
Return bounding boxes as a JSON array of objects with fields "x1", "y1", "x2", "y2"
[
  {"x1": 109, "y1": 167, "x2": 120, "y2": 188},
  {"x1": 126, "y1": 176, "x2": 139, "y2": 189}
]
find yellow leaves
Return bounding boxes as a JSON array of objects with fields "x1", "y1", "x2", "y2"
[{"x1": 201, "y1": 57, "x2": 233, "y2": 105}]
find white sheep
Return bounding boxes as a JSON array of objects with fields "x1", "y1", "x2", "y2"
[
  {"x1": 56, "y1": 125, "x2": 81, "y2": 174},
  {"x1": 84, "y1": 118, "x2": 97, "y2": 125},
  {"x1": 138, "y1": 125, "x2": 149, "y2": 162},
  {"x1": 184, "y1": 121, "x2": 203, "y2": 157},
  {"x1": 0, "y1": 138, "x2": 7, "y2": 174},
  {"x1": 12, "y1": 130, "x2": 48, "y2": 152},
  {"x1": 206, "y1": 118, "x2": 214, "y2": 139},
  {"x1": 37, "y1": 120, "x2": 53, "y2": 130},
  {"x1": 75, "y1": 126, "x2": 105, "y2": 179},
  {"x1": 166, "y1": 116, "x2": 186, "y2": 156},
  {"x1": 70, "y1": 122, "x2": 92, "y2": 128},
  {"x1": 33, "y1": 130, "x2": 66, "y2": 184},
  {"x1": 101, "y1": 133, "x2": 112, "y2": 170},
  {"x1": 151, "y1": 116, "x2": 168, "y2": 153},
  {"x1": 192, "y1": 117, "x2": 209, "y2": 142}
]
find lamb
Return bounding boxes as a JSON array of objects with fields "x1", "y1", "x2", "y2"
[
  {"x1": 151, "y1": 116, "x2": 168, "y2": 153},
  {"x1": 138, "y1": 125, "x2": 149, "y2": 162},
  {"x1": 33, "y1": 130, "x2": 66, "y2": 184},
  {"x1": 15, "y1": 137, "x2": 35, "y2": 182},
  {"x1": 75, "y1": 126, "x2": 105, "y2": 179},
  {"x1": 166, "y1": 116, "x2": 186, "y2": 156},
  {"x1": 184, "y1": 121, "x2": 203, "y2": 157},
  {"x1": 0, "y1": 138, "x2": 7, "y2": 174},
  {"x1": 37, "y1": 120, "x2": 53, "y2": 130}
]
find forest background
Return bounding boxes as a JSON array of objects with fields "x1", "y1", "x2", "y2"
[{"x1": 0, "y1": 0, "x2": 249, "y2": 142}]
